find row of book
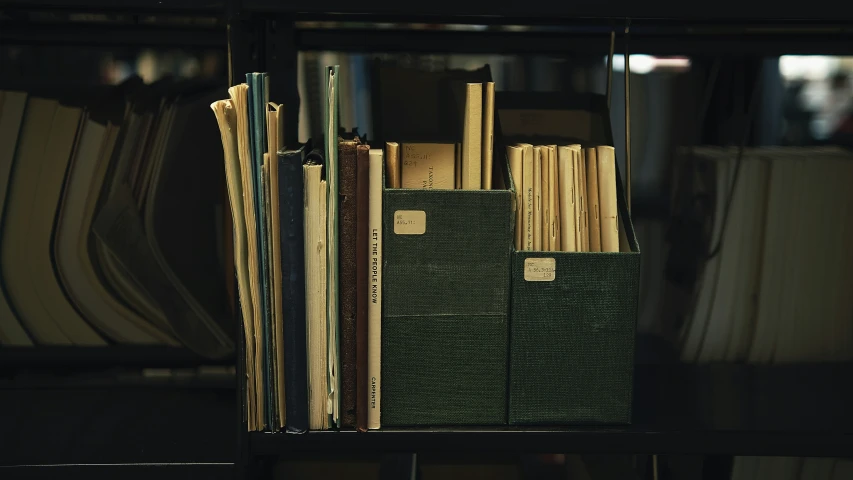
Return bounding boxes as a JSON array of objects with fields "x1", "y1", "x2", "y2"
[
  {"x1": 507, "y1": 144, "x2": 619, "y2": 253},
  {"x1": 671, "y1": 147, "x2": 853, "y2": 363},
  {"x1": 0, "y1": 82, "x2": 233, "y2": 357},
  {"x1": 213, "y1": 61, "x2": 632, "y2": 431},
  {"x1": 213, "y1": 64, "x2": 505, "y2": 431}
]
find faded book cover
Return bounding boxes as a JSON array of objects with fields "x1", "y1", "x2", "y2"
[
  {"x1": 382, "y1": 188, "x2": 512, "y2": 426},
  {"x1": 338, "y1": 137, "x2": 359, "y2": 428},
  {"x1": 355, "y1": 143, "x2": 370, "y2": 432}
]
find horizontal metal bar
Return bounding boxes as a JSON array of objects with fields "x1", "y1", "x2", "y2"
[
  {"x1": 0, "y1": 346, "x2": 234, "y2": 368},
  {"x1": 251, "y1": 430, "x2": 853, "y2": 457},
  {"x1": 246, "y1": 0, "x2": 853, "y2": 23},
  {"x1": 0, "y1": 465, "x2": 235, "y2": 480},
  {"x1": 1, "y1": 0, "x2": 224, "y2": 13},
  {"x1": 0, "y1": 23, "x2": 227, "y2": 47},
  {"x1": 296, "y1": 27, "x2": 853, "y2": 56}
]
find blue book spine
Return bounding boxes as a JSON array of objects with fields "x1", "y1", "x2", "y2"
[
  {"x1": 247, "y1": 72, "x2": 273, "y2": 429},
  {"x1": 279, "y1": 144, "x2": 308, "y2": 433}
]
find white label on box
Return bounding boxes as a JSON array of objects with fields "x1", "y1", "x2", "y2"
[
  {"x1": 524, "y1": 257, "x2": 556, "y2": 282},
  {"x1": 394, "y1": 210, "x2": 426, "y2": 235}
]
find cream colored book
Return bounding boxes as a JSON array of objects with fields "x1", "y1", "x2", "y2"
[
  {"x1": 212, "y1": 100, "x2": 255, "y2": 387},
  {"x1": 401, "y1": 143, "x2": 455, "y2": 189},
  {"x1": 455, "y1": 142, "x2": 462, "y2": 189},
  {"x1": 481, "y1": 82, "x2": 495, "y2": 190},
  {"x1": 596, "y1": 145, "x2": 619, "y2": 252},
  {"x1": 568, "y1": 145, "x2": 583, "y2": 251},
  {"x1": 585, "y1": 147, "x2": 602, "y2": 252},
  {"x1": 323, "y1": 176, "x2": 337, "y2": 425},
  {"x1": 91, "y1": 111, "x2": 168, "y2": 333},
  {"x1": 533, "y1": 146, "x2": 542, "y2": 250},
  {"x1": 507, "y1": 145, "x2": 523, "y2": 250},
  {"x1": 1, "y1": 99, "x2": 105, "y2": 345},
  {"x1": 385, "y1": 142, "x2": 401, "y2": 188},
  {"x1": 54, "y1": 114, "x2": 173, "y2": 345},
  {"x1": 229, "y1": 84, "x2": 263, "y2": 429},
  {"x1": 521, "y1": 143, "x2": 534, "y2": 251},
  {"x1": 541, "y1": 146, "x2": 551, "y2": 251},
  {"x1": 304, "y1": 164, "x2": 329, "y2": 430},
  {"x1": 0, "y1": 91, "x2": 32, "y2": 346},
  {"x1": 367, "y1": 148, "x2": 383, "y2": 430},
  {"x1": 547, "y1": 145, "x2": 558, "y2": 251},
  {"x1": 557, "y1": 146, "x2": 576, "y2": 252},
  {"x1": 578, "y1": 147, "x2": 589, "y2": 251},
  {"x1": 462, "y1": 83, "x2": 482, "y2": 189}
]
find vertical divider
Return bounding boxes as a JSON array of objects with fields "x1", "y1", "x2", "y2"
[{"x1": 226, "y1": 0, "x2": 252, "y2": 479}]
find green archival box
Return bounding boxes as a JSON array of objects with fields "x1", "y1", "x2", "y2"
[
  {"x1": 376, "y1": 62, "x2": 515, "y2": 426},
  {"x1": 500, "y1": 92, "x2": 640, "y2": 425},
  {"x1": 382, "y1": 187, "x2": 513, "y2": 426}
]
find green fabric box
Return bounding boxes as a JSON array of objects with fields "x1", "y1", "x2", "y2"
[
  {"x1": 373, "y1": 61, "x2": 514, "y2": 426},
  {"x1": 501, "y1": 92, "x2": 640, "y2": 425},
  {"x1": 382, "y1": 187, "x2": 513, "y2": 426}
]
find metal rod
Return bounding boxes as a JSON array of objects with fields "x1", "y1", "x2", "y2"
[
  {"x1": 607, "y1": 30, "x2": 615, "y2": 109},
  {"x1": 624, "y1": 20, "x2": 631, "y2": 213}
]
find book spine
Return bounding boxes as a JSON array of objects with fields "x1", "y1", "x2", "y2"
[
  {"x1": 261, "y1": 157, "x2": 279, "y2": 429},
  {"x1": 481, "y1": 82, "x2": 495, "y2": 189},
  {"x1": 247, "y1": 72, "x2": 272, "y2": 429},
  {"x1": 462, "y1": 83, "x2": 482, "y2": 190},
  {"x1": 557, "y1": 146, "x2": 577, "y2": 252},
  {"x1": 522, "y1": 144, "x2": 534, "y2": 251},
  {"x1": 303, "y1": 164, "x2": 327, "y2": 430},
  {"x1": 596, "y1": 146, "x2": 619, "y2": 252},
  {"x1": 544, "y1": 146, "x2": 551, "y2": 249},
  {"x1": 579, "y1": 148, "x2": 589, "y2": 252},
  {"x1": 533, "y1": 146, "x2": 542, "y2": 251},
  {"x1": 324, "y1": 65, "x2": 341, "y2": 427},
  {"x1": 280, "y1": 150, "x2": 308, "y2": 433},
  {"x1": 585, "y1": 147, "x2": 602, "y2": 252},
  {"x1": 367, "y1": 148, "x2": 383, "y2": 430},
  {"x1": 267, "y1": 108, "x2": 287, "y2": 429},
  {"x1": 338, "y1": 139, "x2": 359, "y2": 428},
  {"x1": 385, "y1": 142, "x2": 400, "y2": 189},
  {"x1": 355, "y1": 144, "x2": 370, "y2": 432},
  {"x1": 319, "y1": 179, "x2": 331, "y2": 426},
  {"x1": 507, "y1": 146, "x2": 523, "y2": 250},
  {"x1": 548, "y1": 146, "x2": 558, "y2": 251}
]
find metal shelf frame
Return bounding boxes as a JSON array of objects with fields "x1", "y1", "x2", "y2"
[{"x1": 3, "y1": 0, "x2": 853, "y2": 476}]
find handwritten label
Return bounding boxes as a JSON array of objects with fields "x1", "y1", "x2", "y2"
[
  {"x1": 524, "y1": 257, "x2": 556, "y2": 282},
  {"x1": 394, "y1": 210, "x2": 426, "y2": 235}
]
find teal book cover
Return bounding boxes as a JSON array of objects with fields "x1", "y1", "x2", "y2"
[{"x1": 247, "y1": 72, "x2": 273, "y2": 428}]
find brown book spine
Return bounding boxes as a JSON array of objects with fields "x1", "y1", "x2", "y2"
[
  {"x1": 339, "y1": 138, "x2": 359, "y2": 428},
  {"x1": 355, "y1": 144, "x2": 370, "y2": 432}
]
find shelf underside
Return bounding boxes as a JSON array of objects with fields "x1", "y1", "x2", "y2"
[
  {"x1": 6, "y1": 0, "x2": 853, "y2": 23},
  {"x1": 244, "y1": 0, "x2": 853, "y2": 23},
  {"x1": 251, "y1": 363, "x2": 853, "y2": 457},
  {"x1": 252, "y1": 429, "x2": 851, "y2": 458},
  {"x1": 0, "y1": 386, "x2": 236, "y2": 466}
]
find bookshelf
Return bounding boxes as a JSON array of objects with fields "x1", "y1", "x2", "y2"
[
  {"x1": 0, "y1": 3, "x2": 234, "y2": 477},
  {"x1": 2, "y1": 0, "x2": 853, "y2": 477}
]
